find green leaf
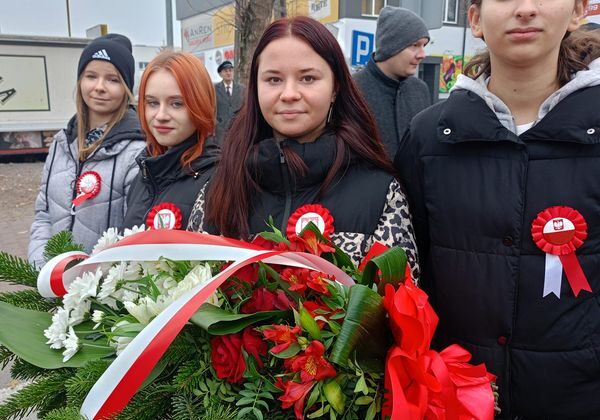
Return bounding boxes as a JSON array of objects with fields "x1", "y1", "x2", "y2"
[
  {"x1": 361, "y1": 247, "x2": 407, "y2": 292},
  {"x1": 323, "y1": 379, "x2": 346, "y2": 414},
  {"x1": 353, "y1": 375, "x2": 368, "y2": 395},
  {"x1": 0, "y1": 301, "x2": 113, "y2": 369},
  {"x1": 299, "y1": 304, "x2": 322, "y2": 341},
  {"x1": 190, "y1": 303, "x2": 288, "y2": 335},
  {"x1": 270, "y1": 342, "x2": 301, "y2": 359},
  {"x1": 330, "y1": 285, "x2": 386, "y2": 368},
  {"x1": 365, "y1": 401, "x2": 377, "y2": 420},
  {"x1": 355, "y1": 395, "x2": 373, "y2": 405}
]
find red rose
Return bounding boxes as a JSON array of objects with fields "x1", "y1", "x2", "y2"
[
  {"x1": 242, "y1": 327, "x2": 267, "y2": 368},
  {"x1": 220, "y1": 262, "x2": 259, "y2": 299},
  {"x1": 211, "y1": 333, "x2": 246, "y2": 383},
  {"x1": 241, "y1": 287, "x2": 276, "y2": 313}
]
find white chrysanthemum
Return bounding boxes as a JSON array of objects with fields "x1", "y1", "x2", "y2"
[
  {"x1": 124, "y1": 297, "x2": 158, "y2": 325},
  {"x1": 121, "y1": 224, "x2": 146, "y2": 238},
  {"x1": 97, "y1": 262, "x2": 128, "y2": 308},
  {"x1": 110, "y1": 320, "x2": 134, "y2": 355},
  {"x1": 44, "y1": 307, "x2": 70, "y2": 349},
  {"x1": 168, "y1": 264, "x2": 213, "y2": 301},
  {"x1": 63, "y1": 267, "x2": 102, "y2": 324},
  {"x1": 92, "y1": 227, "x2": 120, "y2": 255},
  {"x1": 91, "y1": 310, "x2": 105, "y2": 329},
  {"x1": 62, "y1": 326, "x2": 79, "y2": 362},
  {"x1": 154, "y1": 274, "x2": 177, "y2": 294}
]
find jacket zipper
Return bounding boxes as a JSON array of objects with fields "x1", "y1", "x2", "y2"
[
  {"x1": 69, "y1": 162, "x2": 84, "y2": 231},
  {"x1": 140, "y1": 159, "x2": 159, "y2": 224},
  {"x1": 277, "y1": 142, "x2": 292, "y2": 232}
]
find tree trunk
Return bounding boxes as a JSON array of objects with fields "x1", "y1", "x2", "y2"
[{"x1": 234, "y1": 0, "x2": 274, "y2": 85}]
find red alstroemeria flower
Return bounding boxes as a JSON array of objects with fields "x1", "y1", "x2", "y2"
[
  {"x1": 242, "y1": 327, "x2": 267, "y2": 368},
  {"x1": 301, "y1": 230, "x2": 336, "y2": 256},
  {"x1": 280, "y1": 268, "x2": 311, "y2": 294},
  {"x1": 303, "y1": 300, "x2": 342, "y2": 328},
  {"x1": 241, "y1": 287, "x2": 276, "y2": 314},
  {"x1": 307, "y1": 271, "x2": 333, "y2": 295},
  {"x1": 279, "y1": 379, "x2": 316, "y2": 420},
  {"x1": 252, "y1": 235, "x2": 291, "y2": 251},
  {"x1": 290, "y1": 340, "x2": 337, "y2": 382},
  {"x1": 263, "y1": 324, "x2": 302, "y2": 354}
]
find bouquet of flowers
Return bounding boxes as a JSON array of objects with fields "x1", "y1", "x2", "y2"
[{"x1": 0, "y1": 209, "x2": 497, "y2": 420}]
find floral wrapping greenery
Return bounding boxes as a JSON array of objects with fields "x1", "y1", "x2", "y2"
[{"x1": 0, "y1": 220, "x2": 496, "y2": 419}]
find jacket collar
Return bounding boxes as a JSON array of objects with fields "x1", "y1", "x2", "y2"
[
  {"x1": 366, "y1": 57, "x2": 406, "y2": 90},
  {"x1": 250, "y1": 133, "x2": 344, "y2": 193},
  {"x1": 438, "y1": 86, "x2": 600, "y2": 145},
  {"x1": 138, "y1": 135, "x2": 220, "y2": 188}
]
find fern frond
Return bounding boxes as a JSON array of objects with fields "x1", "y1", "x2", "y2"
[
  {"x1": 42, "y1": 406, "x2": 84, "y2": 420},
  {"x1": 171, "y1": 393, "x2": 204, "y2": 420},
  {"x1": 0, "y1": 345, "x2": 16, "y2": 369},
  {"x1": 0, "y1": 370, "x2": 72, "y2": 420},
  {"x1": 0, "y1": 289, "x2": 54, "y2": 311},
  {"x1": 65, "y1": 359, "x2": 110, "y2": 407},
  {"x1": 0, "y1": 252, "x2": 38, "y2": 287},
  {"x1": 10, "y1": 357, "x2": 57, "y2": 381},
  {"x1": 116, "y1": 383, "x2": 174, "y2": 420},
  {"x1": 43, "y1": 231, "x2": 84, "y2": 261}
]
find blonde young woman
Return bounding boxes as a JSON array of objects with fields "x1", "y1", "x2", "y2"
[
  {"x1": 396, "y1": 1, "x2": 600, "y2": 417},
  {"x1": 28, "y1": 34, "x2": 145, "y2": 268}
]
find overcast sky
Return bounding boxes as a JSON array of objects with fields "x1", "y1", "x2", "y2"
[{"x1": 0, "y1": 0, "x2": 181, "y2": 47}]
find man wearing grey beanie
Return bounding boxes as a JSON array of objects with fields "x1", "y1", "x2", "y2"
[{"x1": 354, "y1": 6, "x2": 431, "y2": 159}]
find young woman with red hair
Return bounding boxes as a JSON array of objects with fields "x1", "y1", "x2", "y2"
[
  {"x1": 122, "y1": 51, "x2": 218, "y2": 230},
  {"x1": 187, "y1": 16, "x2": 419, "y2": 277}
]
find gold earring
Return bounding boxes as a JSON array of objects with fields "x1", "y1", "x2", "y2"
[{"x1": 326, "y1": 102, "x2": 334, "y2": 125}]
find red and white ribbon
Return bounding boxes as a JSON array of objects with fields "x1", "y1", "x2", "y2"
[
  {"x1": 41, "y1": 230, "x2": 353, "y2": 419},
  {"x1": 37, "y1": 251, "x2": 89, "y2": 298},
  {"x1": 531, "y1": 206, "x2": 592, "y2": 298}
]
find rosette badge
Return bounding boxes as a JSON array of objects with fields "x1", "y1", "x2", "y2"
[{"x1": 531, "y1": 206, "x2": 592, "y2": 298}]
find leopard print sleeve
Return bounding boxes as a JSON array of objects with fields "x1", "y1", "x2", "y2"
[
  {"x1": 187, "y1": 184, "x2": 207, "y2": 232},
  {"x1": 371, "y1": 178, "x2": 420, "y2": 282}
]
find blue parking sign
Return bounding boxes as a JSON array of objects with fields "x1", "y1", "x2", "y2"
[{"x1": 351, "y1": 30, "x2": 374, "y2": 65}]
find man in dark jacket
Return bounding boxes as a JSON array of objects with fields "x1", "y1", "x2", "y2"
[
  {"x1": 354, "y1": 6, "x2": 431, "y2": 159},
  {"x1": 214, "y1": 61, "x2": 245, "y2": 139}
]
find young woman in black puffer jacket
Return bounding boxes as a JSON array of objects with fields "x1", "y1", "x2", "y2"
[
  {"x1": 123, "y1": 51, "x2": 217, "y2": 230},
  {"x1": 187, "y1": 16, "x2": 419, "y2": 278}
]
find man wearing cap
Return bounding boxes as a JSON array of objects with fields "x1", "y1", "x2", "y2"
[
  {"x1": 214, "y1": 60, "x2": 245, "y2": 136},
  {"x1": 354, "y1": 6, "x2": 431, "y2": 159}
]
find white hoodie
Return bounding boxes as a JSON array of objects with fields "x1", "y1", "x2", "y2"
[{"x1": 451, "y1": 57, "x2": 600, "y2": 134}]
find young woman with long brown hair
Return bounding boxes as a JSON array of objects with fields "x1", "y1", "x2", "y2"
[
  {"x1": 188, "y1": 16, "x2": 419, "y2": 276},
  {"x1": 396, "y1": 1, "x2": 600, "y2": 417},
  {"x1": 29, "y1": 34, "x2": 145, "y2": 268},
  {"x1": 122, "y1": 51, "x2": 217, "y2": 230}
]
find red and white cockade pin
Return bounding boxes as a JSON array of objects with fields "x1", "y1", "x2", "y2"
[
  {"x1": 72, "y1": 170, "x2": 101, "y2": 206},
  {"x1": 286, "y1": 204, "x2": 334, "y2": 238},
  {"x1": 531, "y1": 206, "x2": 592, "y2": 298},
  {"x1": 37, "y1": 251, "x2": 89, "y2": 298},
  {"x1": 146, "y1": 202, "x2": 183, "y2": 230}
]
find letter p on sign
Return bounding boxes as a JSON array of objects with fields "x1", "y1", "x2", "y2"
[{"x1": 351, "y1": 30, "x2": 374, "y2": 66}]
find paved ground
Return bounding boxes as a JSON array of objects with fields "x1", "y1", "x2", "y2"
[{"x1": 0, "y1": 161, "x2": 44, "y2": 418}]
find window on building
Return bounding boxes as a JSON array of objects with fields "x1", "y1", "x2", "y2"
[
  {"x1": 361, "y1": 0, "x2": 401, "y2": 17},
  {"x1": 443, "y1": 0, "x2": 459, "y2": 24}
]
